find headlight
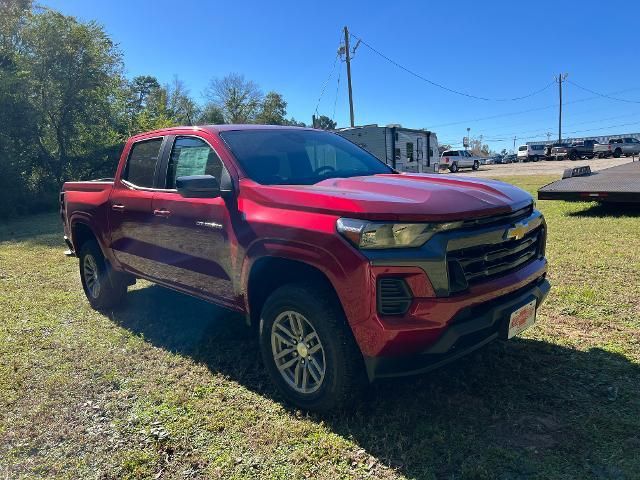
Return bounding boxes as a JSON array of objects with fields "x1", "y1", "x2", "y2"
[{"x1": 336, "y1": 218, "x2": 462, "y2": 249}]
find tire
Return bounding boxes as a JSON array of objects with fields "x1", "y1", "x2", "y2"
[
  {"x1": 78, "y1": 240, "x2": 127, "y2": 310},
  {"x1": 472, "y1": 160, "x2": 479, "y2": 170},
  {"x1": 259, "y1": 283, "x2": 366, "y2": 411},
  {"x1": 613, "y1": 148, "x2": 622, "y2": 158},
  {"x1": 532, "y1": 156, "x2": 539, "y2": 162},
  {"x1": 449, "y1": 162, "x2": 459, "y2": 173},
  {"x1": 569, "y1": 150, "x2": 578, "y2": 161}
]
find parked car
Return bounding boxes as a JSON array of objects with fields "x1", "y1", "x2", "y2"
[
  {"x1": 61, "y1": 125, "x2": 550, "y2": 411},
  {"x1": 439, "y1": 149, "x2": 482, "y2": 172},
  {"x1": 594, "y1": 137, "x2": 640, "y2": 158},
  {"x1": 551, "y1": 140, "x2": 597, "y2": 160},
  {"x1": 502, "y1": 154, "x2": 517, "y2": 164},
  {"x1": 517, "y1": 144, "x2": 545, "y2": 162}
]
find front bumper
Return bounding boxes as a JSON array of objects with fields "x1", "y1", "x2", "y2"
[{"x1": 364, "y1": 275, "x2": 550, "y2": 380}]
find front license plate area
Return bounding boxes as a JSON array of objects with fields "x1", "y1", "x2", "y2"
[{"x1": 507, "y1": 299, "x2": 537, "y2": 339}]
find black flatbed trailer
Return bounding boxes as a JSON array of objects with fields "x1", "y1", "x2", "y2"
[{"x1": 538, "y1": 161, "x2": 640, "y2": 203}]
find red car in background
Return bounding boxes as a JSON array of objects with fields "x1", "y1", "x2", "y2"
[{"x1": 61, "y1": 125, "x2": 550, "y2": 411}]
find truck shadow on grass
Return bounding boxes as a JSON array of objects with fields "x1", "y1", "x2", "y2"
[{"x1": 109, "y1": 284, "x2": 640, "y2": 479}]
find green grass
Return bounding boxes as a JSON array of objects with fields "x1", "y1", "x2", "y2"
[{"x1": 1, "y1": 175, "x2": 639, "y2": 479}]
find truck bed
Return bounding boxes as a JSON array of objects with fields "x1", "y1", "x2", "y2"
[{"x1": 538, "y1": 161, "x2": 640, "y2": 203}]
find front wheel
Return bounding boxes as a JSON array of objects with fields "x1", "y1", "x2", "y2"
[
  {"x1": 79, "y1": 240, "x2": 127, "y2": 310},
  {"x1": 259, "y1": 284, "x2": 366, "y2": 411},
  {"x1": 569, "y1": 151, "x2": 578, "y2": 161},
  {"x1": 472, "y1": 160, "x2": 479, "y2": 170}
]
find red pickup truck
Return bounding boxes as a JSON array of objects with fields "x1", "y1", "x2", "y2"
[{"x1": 61, "y1": 125, "x2": 550, "y2": 410}]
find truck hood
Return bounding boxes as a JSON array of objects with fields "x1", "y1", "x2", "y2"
[{"x1": 241, "y1": 173, "x2": 533, "y2": 221}]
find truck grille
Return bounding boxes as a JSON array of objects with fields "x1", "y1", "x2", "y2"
[
  {"x1": 460, "y1": 204, "x2": 533, "y2": 229},
  {"x1": 447, "y1": 226, "x2": 543, "y2": 292},
  {"x1": 377, "y1": 278, "x2": 412, "y2": 315}
]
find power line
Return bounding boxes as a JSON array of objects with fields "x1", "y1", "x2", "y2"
[
  {"x1": 332, "y1": 60, "x2": 342, "y2": 122},
  {"x1": 314, "y1": 32, "x2": 344, "y2": 117},
  {"x1": 567, "y1": 80, "x2": 640, "y2": 104},
  {"x1": 489, "y1": 120, "x2": 640, "y2": 143},
  {"x1": 427, "y1": 88, "x2": 640, "y2": 129},
  {"x1": 479, "y1": 112, "x2": 640, "y2": 140},
  {"x1": 349, "y1": 31, "x2": 555, "y2": 102}
]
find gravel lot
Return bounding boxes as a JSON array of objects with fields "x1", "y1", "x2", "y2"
[{"x1": 450, "y1": 157, "x2": 637, "y2": 177}]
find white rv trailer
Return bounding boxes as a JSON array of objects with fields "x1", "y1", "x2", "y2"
[{"x1": 335, "y1": 125, "x2": 439, "y2": 173}]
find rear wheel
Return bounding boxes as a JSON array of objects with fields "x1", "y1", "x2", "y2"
[
  {"x1": 569, "y1": 150, "x2": 578, "y2": 161},
  {"x1": 79, "y1": 240, "x2": 127, "y2": 310},
  {"x1": 614, "y1": 148, "x2": 622, "y2": 158},
  {"x1": 449, "y1": 162, "x2": 459, "y2": 173},
  {"x1": 472, "y1": 160, "x2": 479, "y2": 170},
  {"x1": 259, "y1": 284, "x2": 366, "y2": 411}
]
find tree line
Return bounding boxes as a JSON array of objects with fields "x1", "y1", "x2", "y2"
[{"x1": 0, "y1": 1, "x2": 337, "y2": 218}]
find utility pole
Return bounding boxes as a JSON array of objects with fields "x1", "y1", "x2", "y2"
[
  {"x1": 344, "y1": 26, "x2": 355, "y2": 127},
  {"x1": 513, "y1": 136, "x2": 517, "y2": 151},
  {"x1": 556, "y1": 73, "x2": 568, "y2": 144},
  {"x1": 466, "y1": 127, "x2": 470, "y2": 150}
]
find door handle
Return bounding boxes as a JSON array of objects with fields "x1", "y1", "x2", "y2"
[
  {"x1": 111, "y1": 204, "x2": 125, "y2": 212},
  {"x1": 153, "y1": 208, "x2": 171, "y2": 218}
]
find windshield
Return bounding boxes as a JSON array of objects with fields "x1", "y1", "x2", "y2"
[{"x1": 219, "y1": 129, "x2": 394, "y2": 185}]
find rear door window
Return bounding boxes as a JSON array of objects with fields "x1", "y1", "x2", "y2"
[{"x1": 122, "y1": 138, "x2": 163, "y2": 188}]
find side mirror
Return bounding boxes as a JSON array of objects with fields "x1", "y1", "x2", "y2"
[{"x1": 176, "y1": 175, "x2": 221, "y2": 198}]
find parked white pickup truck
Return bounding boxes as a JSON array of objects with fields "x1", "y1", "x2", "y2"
[
  {"x1": 439, "y1": 149, "x2": 481, "y2": 172},
  {"x1": 594, "y1": 137, "x2": 640, "y2": 158}
]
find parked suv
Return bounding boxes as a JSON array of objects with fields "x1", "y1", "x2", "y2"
[
  {"x1": 517, "y1": 144, "x2": 545, "y2": 162},
  {"x1": 61, "y1": 125, "x2": 550, "y2": 411},
  {"x1": 439, "y1": 149, "x2": 481, "y2": 172}
]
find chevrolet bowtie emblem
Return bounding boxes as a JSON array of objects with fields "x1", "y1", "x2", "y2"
[{"x1": 505, "y1": 221, "x2": 529, "y2": 241}]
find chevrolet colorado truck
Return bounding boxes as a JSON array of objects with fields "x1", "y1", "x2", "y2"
[{"x1": 61, "y1": 125, "x2": 550, "y2": 411}]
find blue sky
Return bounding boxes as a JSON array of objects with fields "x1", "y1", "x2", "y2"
[{"x1": 43, "y1": 0, "x2": 640, "y2": 152}]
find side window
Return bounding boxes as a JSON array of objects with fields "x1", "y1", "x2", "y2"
[
  {"x1": 166, "y1": 137, "x2": 224, "y2": 189},
  {"x1": 394, "y1": 148, "x2": 401, "y2": 160},
  {"x1": 123, "y1": 138, "x2": 163, "y2": 188},
  {"x1": 406, "y1": 142, "x2": 414, "y2": 161}
]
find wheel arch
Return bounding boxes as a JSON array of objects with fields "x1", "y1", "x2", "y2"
[
  {"x1": 71, "y1": 220, "x2": 99, "y2": 253},
  {"x1": 70, "y1": 218, "x2": 118, "y2": 268},
  {"x1": 245, "y1": 256, "x2": 345, "y2": 327}
]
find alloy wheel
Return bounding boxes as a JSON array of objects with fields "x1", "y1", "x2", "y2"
[
  {"x1": 271, "y1": 310, "x2": 326, "y2": 394},
  {"x1": 83, "y1": 254, "x2": 101, "y2": 299}
]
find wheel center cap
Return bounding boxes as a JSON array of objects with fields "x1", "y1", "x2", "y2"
[{"x1": 296, "y1": 343, "x2": 308, "y2": 358}]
